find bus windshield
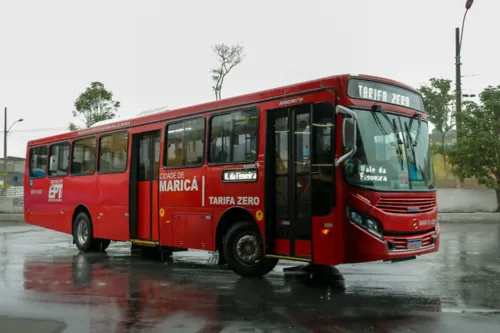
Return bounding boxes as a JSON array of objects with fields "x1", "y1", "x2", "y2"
[{"x1": 344, "y1": 108, "x2": 435, "y2": 191}]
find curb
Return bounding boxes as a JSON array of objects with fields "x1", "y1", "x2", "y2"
[
  {"x1": 0, "y1": 214, "x2": 25, "y2": 223},
  {"x1": 0, "y1": 316, "x2": 66, "y2": 333},
  {"x1": 438, "y1": 213, "x2": 499, "y2": 224}
]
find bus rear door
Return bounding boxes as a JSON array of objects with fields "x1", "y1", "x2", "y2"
[{"x1": 129, "y1": 130, "x2": 161, "y2": 244}]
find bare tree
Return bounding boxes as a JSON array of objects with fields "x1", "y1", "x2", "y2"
[{"x1": 210, "y1": 43, "x2": 245, "y2": 100}]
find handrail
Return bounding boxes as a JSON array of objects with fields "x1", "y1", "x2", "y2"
[{"x1": 335, "y1": 105, "x2": 358, "y2": 167}]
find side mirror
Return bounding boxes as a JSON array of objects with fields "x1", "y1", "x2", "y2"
[{"x1": 335, "y1": 105, "x2": 358, "y2": 167}]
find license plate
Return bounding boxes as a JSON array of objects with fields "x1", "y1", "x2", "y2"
[{"x1": 408, "y1": 239, "x2": 422, "y2": 250}]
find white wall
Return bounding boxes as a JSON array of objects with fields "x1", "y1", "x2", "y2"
[
  {"x1": 436, "y1": 188, "x2": 497, "y2": 213},
  {"x1": 0, "y1": 196, "x2": 23, "y2": 214},
  {"x1": 0, "y1": 159, "x2": 25, "y2": 173}
]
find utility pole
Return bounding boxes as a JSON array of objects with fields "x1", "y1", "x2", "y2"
[
  {"x1": 455, "y1": 0, "x2": 474, "y2": 189},
  {"x1": 456, "y1": 0, "x2": 474, "y2": 142},
  {"x1": 3, "y1": 107, "x2": 6, "y2": 173},
  {"x1": 2, "y1": 108, "x2": 23, "y2": 192},
  {"x1": 455, "y1": 27, "x2": 462, "y2": 142},
  {"x1": 3, "y1": 107, "x2": 6, "y2": 193}
]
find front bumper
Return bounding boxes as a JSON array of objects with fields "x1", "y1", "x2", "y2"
[{"x1": 345, "y1": 220, "x2": 440, "y2": 263}]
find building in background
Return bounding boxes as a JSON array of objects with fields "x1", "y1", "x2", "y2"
[{"x1": 0, "y1": 156, "x2": 25, "y2": 187}]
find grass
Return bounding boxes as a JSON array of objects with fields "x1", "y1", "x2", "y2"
[{"x1": 432, "y1": 153, "x2": 455, "y2": 180}]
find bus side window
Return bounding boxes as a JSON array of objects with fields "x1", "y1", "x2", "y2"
[
  {"x1": 165, "y1": 117, "x2": 205, "y2": 168},
  {"x1": 48, "y1": 142, "x2": 70, "y2": 177},
  {"x1": 29, "y1": 146, "x2": 48, "y2": 178},
  {"x1": 98, "y1": 132, "x2": 128, "y2": 174},
  {"x1": 71, "y1": 137, "x2": 96, "y2": 175},
  {"x1": 208, "y1": 108, "x2": 258, "y2": 164}
]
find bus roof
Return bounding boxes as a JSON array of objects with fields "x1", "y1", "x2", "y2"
[
  {"x1": 27, "y1": 73, "x2": 419, "y2": 146},
  {"x1": 90, "y1": 105, "x2": 170, "y2": 128}
]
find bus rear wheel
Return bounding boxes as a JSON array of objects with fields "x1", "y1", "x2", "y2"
[
  {"x1": 73, "y1": 212, "x2": 108, "y2": 252},
  {"x1": 223, "y1": 221, "x2": 278, "y2": 277}
]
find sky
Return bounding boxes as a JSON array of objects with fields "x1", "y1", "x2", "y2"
[{"x1": 0, "y1": 0, "x2": 495, "y2": 158}]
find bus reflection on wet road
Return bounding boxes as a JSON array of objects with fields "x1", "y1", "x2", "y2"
[{"x1": 1, "y1": 222, "x2": 500, "y2": 332}]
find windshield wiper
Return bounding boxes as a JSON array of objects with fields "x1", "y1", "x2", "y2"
[
  {"x1": 370, "y1": 109, "x2": 389, "y2": 136},
  {"x1": 371, "y1": 104, "x2": 404, "y2": 169},
  {"x1": 404, "y1": 121, "x2": 428, "y2": 185},
  {"x1": 371, "y1": 105, "x2": 403, "y2": 145},
  {"x1": 408, "y1": 113, "x2": 422, "y2": 147}
]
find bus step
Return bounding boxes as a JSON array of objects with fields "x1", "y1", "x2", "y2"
[{"x1": 131, "y1": 239, "x2": 159, "y2": 247}]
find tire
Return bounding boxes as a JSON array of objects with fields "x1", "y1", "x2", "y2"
[
  {"x1": 223, "y1": 221, "x2": 279, "y2": 277},
  {"x1": 73, "y1": 212, "x2": 101, "y2": 252}
]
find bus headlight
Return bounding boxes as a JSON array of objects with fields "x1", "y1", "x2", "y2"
[
  {"x1": 366, "y1": 218, "x2": 383, "y2": 238},
  {"x1": 351, "y1": 211, "x2": 364, "y2": 227},
  {"x1": 346, "y1": 207, "x2": 384, "y2": 239}
]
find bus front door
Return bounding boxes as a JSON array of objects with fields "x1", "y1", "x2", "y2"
[
  {"x1": 265, "y1": 101, "x2": 336, "y2": 261},
  {"x1": 129, "y1": 130, "x2": 161, "y2": 244}
]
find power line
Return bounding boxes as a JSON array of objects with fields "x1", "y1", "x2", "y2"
[{"x1": 0, "y1": 127, "x2": 69, "y2": 133}]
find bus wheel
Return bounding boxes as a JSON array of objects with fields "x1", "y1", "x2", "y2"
[
  {"x1": 73, "y1": 212, "x2": 97, "y2": 252},
  {"x1": 223, "y1": 221, "x2": 278, "y2": 277}
]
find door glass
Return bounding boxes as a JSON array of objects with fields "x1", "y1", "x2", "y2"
[
  {"x1": 153, "y1": 135, "x2": 160, "y2": 180},
  {"x1": 294, "y1": 107, "x2": 312, "y2": 239},
  {"x1": 295, "y1": 112, "x2": 311, "y2": 173},
  {"x1": 311, "y1": 102, "x2": 335, "y2": 216},
  {"x1": 275, "y1": 115, "x2": 289, "y2": 174},
  {"x1": 274, "y1": 114, "x2": 289, "y2": 221},
  {"x1": 138, "y1": 136, "x2": 151, "y2": 181},
  {"x1": 275, "y1": 177, "x2": 288, "y2": 220}
]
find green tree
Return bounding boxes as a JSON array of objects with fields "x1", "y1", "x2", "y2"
[
  {"x1": 418, "y1": 78, "x2": 456, "y2": 168},
  {"x1": 447, "y1": 85, "x2": 500, "y2": 212},
  {"x1": 210, "y1": 42, "x2": 245, "y2": 100},
  {"x1": 69, "y1": 81, "x2": 120, "y2": 130}
]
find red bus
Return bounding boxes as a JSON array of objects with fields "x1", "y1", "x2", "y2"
[{"x1": 24, "y1": 74, "x2": 440, "y2": 277}]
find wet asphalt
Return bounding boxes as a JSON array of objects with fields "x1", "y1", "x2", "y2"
[{"x1": 1, "y1": 221, "x2": 500, "y2": 333}]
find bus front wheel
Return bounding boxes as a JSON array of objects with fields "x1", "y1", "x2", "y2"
[{"x1": 223, "y1": 221, "x2": 278, "y2": 277}]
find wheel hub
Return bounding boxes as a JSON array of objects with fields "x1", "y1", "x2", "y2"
[
  {"x1": 77, "y1": 220, "x2": 88, "y2": 244},
  {"x1": 236, "y1": 234, "x2": 260, "y2": 264}
]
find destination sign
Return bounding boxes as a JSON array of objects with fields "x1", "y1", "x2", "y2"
[
  {"x1": 347, "y1": 78, "x2": 425, "y2": 112},
  {"x1": 222, "y1": 169, "x2": 258, "y2": 182}
]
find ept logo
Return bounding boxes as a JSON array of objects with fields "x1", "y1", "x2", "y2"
[{"x1": 48, "y1": 179, "x2": 63, "y2": 202}]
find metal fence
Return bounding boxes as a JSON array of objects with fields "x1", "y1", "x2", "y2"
[{"x1": 1, "y1": 186, "x2": 23, "y2": 197}]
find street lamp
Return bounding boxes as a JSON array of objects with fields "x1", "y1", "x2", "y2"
[
  {"x1": 455, "y1": 0, "x2": 474, "y2": 142},
  {"x1": 3, "y1": 107, "x2": 23, "y2": 177},
  {"x1": 7, "y1": 118, "x2": 23, "y2": 133}
]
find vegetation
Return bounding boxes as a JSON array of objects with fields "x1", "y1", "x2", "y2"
[
  {"x1": 447, "y1": 85, "x2": 500, "y2": 211},
  {"x1": 419, "y1": 77, "x2": 499, "y2": 211},
  {"x1": 432, "y1": 150, "x2": 454, "y2": 180},
  {"x1": 0, "y1": 171, "x2": 10, "y2": 194},
  {"x1": 418, "y1": 78, "x2": 456, "y2": 169},
  {"x1": 210, "y1": 43, "x2": 245, "y2": 100},
  {"x1": 69, "y1": 81, "x2": 121, "y2": 130}
]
